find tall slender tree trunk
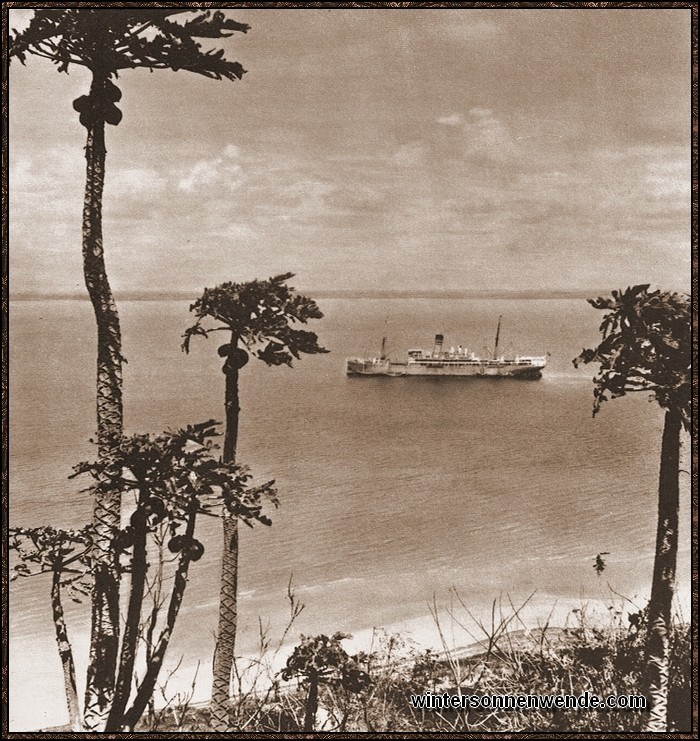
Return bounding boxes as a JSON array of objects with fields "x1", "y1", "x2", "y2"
[
  {"x1": 211, "y1": 337, "x2": 241, "y2": 731},
  {"x1": 304, "y1": 671, "x2": 319, "y2": 732},
  {"x1": 51, "y1": 568, "x2": 82, "y2": 731},
  {"x1": 105, "y1": 504, "x2": 148, "y2": 731},
  {"x1": 81, "y1": 71, "x2": 124, "y2": 731},
  {"x1": 121, "y1": 505, "x2": 199, "y2": 731},
  {"x1": 644, "y1": 408, "x2": 681, "y2": 732}
]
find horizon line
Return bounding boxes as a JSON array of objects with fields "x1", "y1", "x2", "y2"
[{"x1": 8, "y1": 287, "x2": 660, "y2": 302}]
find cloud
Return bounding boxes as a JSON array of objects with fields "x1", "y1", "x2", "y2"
[
  {"x1": 643, "y1": 161, "x2": 689, "y2": 200},
  {"x1": 109, "y1": 168, "x2": 166, "y2": 198},
  {"x1": 462, "y1": 109, "x2": 509, "y2": 152},
  {"x1": 436, "y1": 113, "x2": 463, "y2": 127},
  {"x1": 8, "y1": 156, "x2": 33, "y2": 190},
  {"x1": 178, "y1": 143, "x2": 244, "y2": 192},
  {"x1": 468, "y1": 107, "x2": 493, "y2": 120},
  {"x1": 214, "y1": 222, "x2": 257, "y2": 240},
  {"x1": 271, "y1": 178, "x2": 335, "y2": 222},
  {"x1": 9, "y1": 147, "x2": 82, "y2": 195},
  {"x1": 8, "y1": 8, "x2": 34, "y2": 33},
  {"x1": 393, "y1": 142, "x2": 425, "y2": 167},
  {"x1": 433, "y1": 108, "x2": 522, "y2": 167},
  {"x1": 178, "y1": 160, "x2": 221, "y2": 191}
]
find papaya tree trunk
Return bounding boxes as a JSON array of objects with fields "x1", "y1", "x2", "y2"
[
  {"x1": 121, "y1": 506, "x2": 198, "y2": 731},
  {"x1": 106, "y1": 504, "x2": 148, "y2": 731},
  {"x1": 82, "y1": 71, "x2": 124, "y2": 731},
  {"x1": 210, "y1": 336, "x2": 240, "y2": 731},
  {"x1": 644, "y1": 408, "x2": 681, "y2": 731},
  {"x1": 304, "y1": 671, "x2": 319, "y2": 732},
  {"x1": 51, "y1": 568, "x2": 82, "y2": 731}
]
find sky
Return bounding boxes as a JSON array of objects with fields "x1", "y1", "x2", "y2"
[{"x1": 8, "y1": 7, "x2": 692, "y2": 295}]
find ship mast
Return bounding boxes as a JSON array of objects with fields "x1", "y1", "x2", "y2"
[
  {"x1": 493, "y1": 315, "x2": 502, "y2": 359},
  {"x1": 380, "y1": 317, "x2": 388, "y2": 360}
]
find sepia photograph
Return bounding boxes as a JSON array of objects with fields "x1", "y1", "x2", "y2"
[{"x1": 6, "y1": 3, "x2": 694, "y2": 735}]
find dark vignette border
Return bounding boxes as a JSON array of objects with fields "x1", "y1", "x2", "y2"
[{"x1": 1, "y1": 1, "x2": 697, "y2": 739}]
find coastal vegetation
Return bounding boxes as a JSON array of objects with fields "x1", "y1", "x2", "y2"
[{"x1": 85, "y1": 600, "x2": 692, "y2": 733}]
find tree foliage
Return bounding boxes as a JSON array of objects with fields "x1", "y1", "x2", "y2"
[
  {"x1": 71, "y1": 419, "x2": 277, "y2": 537},
  {"x1": 182, "y1": 272, "x2": 328, "y2": 366},
  {"x1": 10, "y1": 526, "x2": 93, "y2": 599},
  {"x1": 10, "y1": 9, "x2": 248, "y2": 80},
  {"x1": 573, "y1": 285, "x2": 690, "y2": 428},
  {"x1": 10, "y1": 9, "x2": 249, "y2": 134},
  {"x1": 283, "y1": 632, "x2": 371, "y2": 692},
  {"x1": 283, "y1": 632, "x2": 371, "y2": 731}
]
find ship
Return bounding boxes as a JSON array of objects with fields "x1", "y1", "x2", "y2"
[{"x1": 346, "y1": 317, "x2": 546, "y2": 379}]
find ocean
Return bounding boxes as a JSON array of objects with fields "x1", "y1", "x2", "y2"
[{"x1": 9, "y1": 297, "x2": 692, "y2": 730}]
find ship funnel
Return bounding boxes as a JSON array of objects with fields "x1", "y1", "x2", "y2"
[{"x1": 433, "y1": 334, "x2": 444, "y2": 356}]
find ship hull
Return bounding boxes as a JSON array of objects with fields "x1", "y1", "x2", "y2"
[
  {"x1": 346, "y1": 359, "x2": 543, "y2": 378},
  {"x1": 346, "y1": 359, "x2": 404, "y2": 376},
  {"x1": 403, "y1": 362, "x2": 543, "y2": 378}
]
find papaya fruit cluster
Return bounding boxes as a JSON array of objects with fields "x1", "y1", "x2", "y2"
[
  {"x1": 73, "y1": 79, "x2": 123, "y2": 127},
  {"x1": 115, "y1": 497, "x2": 205, "y2": 563},
  {"x1": 168, "y1": 534, "x2": 205, "y2": 562},
  {"x1": 219, "y1": 345, "x2": 250, "y2": 370}
]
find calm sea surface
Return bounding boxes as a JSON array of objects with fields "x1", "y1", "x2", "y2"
[{"x1": 9, "y1": 298, "x2": 691, "y2": 729}]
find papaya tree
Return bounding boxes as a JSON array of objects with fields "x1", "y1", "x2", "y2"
[
  {"x1": 9, "y1": 9, "x2": 249, "y2": 727},
  {"x1": 11, "y1": 421, "x2": 277, "y2": 731},
  {"x1": 281, "y1": 632, "x2": 371, "y2": 731},
  {"x1": 573, "y1": 285, "x2": 691, "y2": 731},
  {"x1": 183, "y1": 272, "x2": 327, "y2": 730},
  {"x1": 9, "y1": 526, "x2": 93, "y2": 731}
]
